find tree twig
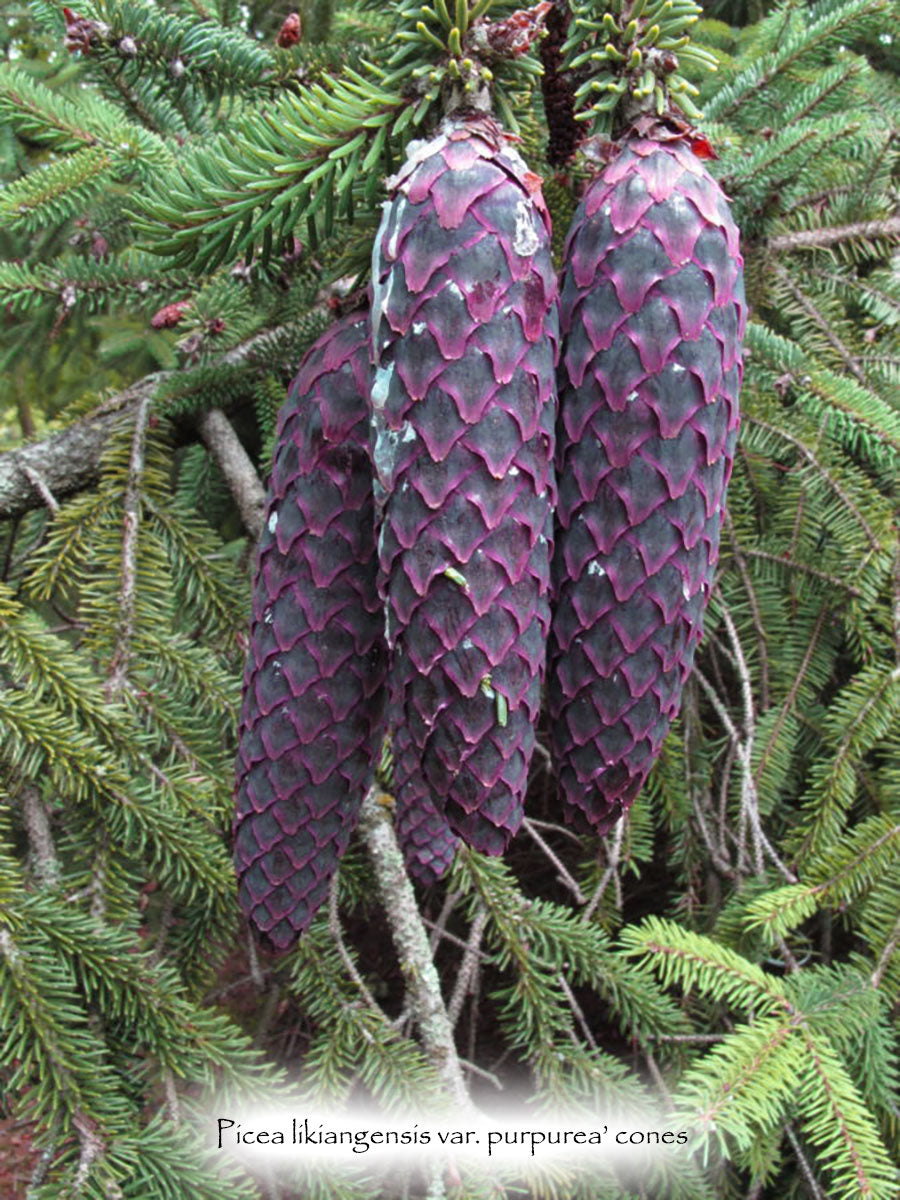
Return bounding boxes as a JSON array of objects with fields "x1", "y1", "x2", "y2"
[
  {"x1": 772, "y1": 262, "x2": 866, "y2": 383},
  {"x1": 19, "y1": 464, "x2": 59, "y2": 515},
  {"x1": 0, "y1": 374, "x2": 159, "y2": 521},
  {"x1": 648, "y1": 1033, "x2": 726, "y2": 1044},
  {"x1": 428, "y1": 889, "x2": 461, "y2": 954},
  {"x1": 582, "y1": 818, "x2": 625, "y2": 922},
  {"x1": 422, "y1": 917, "x2": 490, "y2": 961},
  {"x1": 522, "y1": 818, "x2": 586, "y2": 904},
  {"x1": 742, "y1": 548, "x2": 863, "y2": 597},
  {"x1": 448, "y1": 904, "x2": 487, "y2": 1029},
  {"x1": 784, "y1": 1121, "x2": 829, "y2": 1200},
  {"x1": 768, "y1": 216, "x2": 900, "y2": 253},
  {"x1": 358, "y1": 788, "x2": 473, "y2": 1113},
  {"x1": 328, "y1": 872, "x2": 381, "y2": 1014},
  {"x1": 21, "y1": 785, "x2": 60, "y2": 889},
  {"x1": 196, "y1": 407, "x2": 267, "y2": 539},
  {"x1": 871, "y1": 916, "x2": 900, "y2": 989},
  {"x1": 105, "y1": 394, "x2": 152, "y2": 701},
  {"x1": 558, "y1": 973, "x2": 597, "y2": 1051},
  {"x1": 0, "y1": 307, "x2": 339, "y2": 521},
  {"x1": 722, "y1": 510, "x2": 771, "y2": 709}
]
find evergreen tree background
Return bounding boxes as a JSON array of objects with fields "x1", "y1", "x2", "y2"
[{"x1": 0, "y1": 0, "x2": 897, "y2": 1196}]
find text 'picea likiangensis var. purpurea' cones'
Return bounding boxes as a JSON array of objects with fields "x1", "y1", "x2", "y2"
[
  {"x1": 550, "y1": 0, "x2": 746, "y2": 833},
  {"x1": 370, "y1": 114, "x2": 559, "y2": 857},
  {"x1": 233, "y1": 313, "x2": 386, "y2": 949}
]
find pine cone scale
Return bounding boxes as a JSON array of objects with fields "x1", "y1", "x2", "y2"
[
  {"x1": 372, "y1": 116, "x2": 558, "y2": 855},
  {"x1": 551, "y1": 139, "x2": 744, "y2": 833},
  {"x1": 233, "y1": 314, "x2": 386, "y2": 949}
]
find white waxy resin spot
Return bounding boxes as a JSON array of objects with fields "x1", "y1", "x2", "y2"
[
  {"x1": 412, "y1": 321, "x2": 427, "y2": 335},
  {"x1": 462, "y1": 637, "x2": 474, "y2": 650},
  {"x1": 445, "y1": 281, "x2": 464, "y2": 301},
  {"x1": 671, "y1": 363, "x2": 685, "y2": 375},
  {"x1": 626, "y1": 390, "x2": 639, "y2": 403},
  {"x1": 370, "y1": 360, "x2": 394, "y2": 412},
  {"x1": 386, "y1": 196, "x2": 408, "y2": 260},
  {"x1": 272, "y1": 660, "x2": 282, "y2": 672},
  {"x1": 588, "y1": 561, "x2": 606, "y2": 577},
  {"x1": 373, "y1": 425, "x2": 401, "y2": 489},
  {"x1": 372, "y1": 270, "x2": 399, "y2": 353},
  {"x1": 509, "y1": 466, "x2": 520, "y2": 476},
  {"x1": 267, "y1": 511, "x2": 278, "y2": 533},
  {"x1": 400, "y1": 423, "x2": 417, "y2": 443},
  {"x1": 513, "y1": 200, "x2": 540, "y2": 256},
  {"x1": 682, "y1": 581, "x2": 691, "y2": 599},
  {"x1": 603, "y1": 205, "x2": 611, "y2": 217},
  {"x1": 263, "y1": 608, "x2": 273, "y2": 624}
]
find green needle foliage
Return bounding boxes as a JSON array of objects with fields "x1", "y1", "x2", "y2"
[{"x1": 0, "y1": 1, "x2": 897, "y2": 1197}]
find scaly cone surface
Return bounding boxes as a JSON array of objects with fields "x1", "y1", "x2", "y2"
[
  {"x1": 392, "y1": 724, "x2": 459, "y2": 884},
  {"x1": 371, "y1": 114, "x2": 559, "y2": 856},
  {"x1": 550, "y1": 136, "x2": 745, "y2": 832},
  {"x1": 234, "y1": 313, "x2": 386, "y2": 949}
]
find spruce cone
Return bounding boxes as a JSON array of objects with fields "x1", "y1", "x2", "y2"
[
  {"x1": 550, "y1": 137, "x2": 745, "y2": 832},
  {"x1": 371, "y1": 115, "x2": 559, "y2": 856},
  {"x1": 234, "y1": 313, "x2": 385, "y2": 949},
  {"x1": 392, "y1": 724, "x2": 459, "y2": 885}
]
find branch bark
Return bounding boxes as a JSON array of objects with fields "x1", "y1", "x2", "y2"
[
  {"x1": 359, "y1": 787, "x2": 473, "y2": 1113},
  {"x1": 0, "y1": 374, "x2": 159, "y2": 521},
  {"x1": 0, "y1": 314, "x2": 323, "y2": 523},
  {"x1": 21, "y1": 785, "x2": 60, "y2": 889},
  {"x1": 768, "y1": 216, "x2": 900, "y2": 253},
  {"x1": 105, "y1": 395, "x2": 152, "y2": 700},
  {"x1": 196, "y1": 408, "x2": 266, "y2": 539}
]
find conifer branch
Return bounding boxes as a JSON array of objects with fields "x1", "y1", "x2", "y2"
[
  {"x1": 196, "y1": 408, "x2": 266, "y2": 538},
  {"x1": 870, "y1": 916, "x2": 900, "y2": 989},
  {"x1": 447, "y1": 904, "x2": 487, "y2": 1029},
  {"x1": 742, "y1": 549, "x2": 865, "y2": 597},
  {"x1": 21, "y1": 785, "x2": 60, "y2": 889},
  {"x1": 768, "y1": 217, "x2": 900, "y2": 252},
  {"x1": 327, "y1": 873, "x2": 381, "y2": 1015},
  {"x1": 582, "y1": 817, "x2": 625, "y2": 921},
  {"x1": 0, "y1": 374, "x2": 159, "y2": 521},
  {"x1": 773, "y1": 262, "x2": 867, "y2": 383},
  {"x1": 0, "y1": 311, "x2": 333, "y2": 520},
  {"x1": 784, "y1": 1122, "x2": 829, "y2": 1200},
  {"x1": 722, "y1": 509, "x2": 771, "y2": 709},
  {"x1": 522, "y1": 817, "x2": 586, "y2": 904},
  {"x1": 754, "y1": 610, "x2": 826, "y2": 797},
  {"x1": 743, "y1": 417, "x2": 882, "y2": 552},
  {"x1": 105, "y1": 394, "x2": 152, "y2": 700},
  {"x1": 19, "y1": 465, "x2": 59, "y2": 515},
  {"x1": 358, "y1": 787, "x2": 473, "y2": 1113}
]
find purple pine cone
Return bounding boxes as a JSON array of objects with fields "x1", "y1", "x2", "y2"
[
  {"x1": 392, "y1": 724, "x2": 459, "y2": 885},
  {"x1": 371, "y1": 115, "x2": 559, "y2": 856},
  {"x1": 234, "y1": 313, "x2": 386, "y2": 949},
  {"x1": 550, "y1": 138, "x2": 745, "y2": 833}
]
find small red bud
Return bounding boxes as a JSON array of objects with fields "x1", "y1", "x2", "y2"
[
  {"x1": 276, "y1": 12, "x2": 301, "y2": 48},
  {"x1": 150, "y1": 300, "x2": 190, "y2": 329}
]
